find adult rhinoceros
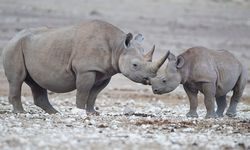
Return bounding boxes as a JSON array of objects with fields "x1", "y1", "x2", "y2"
[{"x1": 2, "y1": 20, "x2": 168, "y2": 115}]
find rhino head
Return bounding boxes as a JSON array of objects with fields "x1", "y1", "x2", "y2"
[
  {"x1": 118, "y1": 33, "x2": 169, "y2": 85},
  {"x1": 150, "y1": 52, "x2": 184, "y2": 94}
]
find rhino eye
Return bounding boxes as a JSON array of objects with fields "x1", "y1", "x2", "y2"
[
  {"x1": 133, "y1": 63, "x2": 138, "y2": 67},
  {"x1": 131, "y1": 60, "x2": 140, "y2": 70},
  {"x1": 162, "y1": 79, "x2": 166, "y2": 83}
]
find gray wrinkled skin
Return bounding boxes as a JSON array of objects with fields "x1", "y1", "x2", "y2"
[
  {"x1": 150, "y1": 47, "x2": 248, "y2": 118},
  {"x1": 2, "y1": 20, "x2": 168, "y2": 115}
]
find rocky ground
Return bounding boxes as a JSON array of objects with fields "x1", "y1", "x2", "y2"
[
  {"x1": 0, "y1": 0, "x2": 249, "y2": 150},
  {"x1": 0, "y1": 87, "x2": 249, "y2": 150}
]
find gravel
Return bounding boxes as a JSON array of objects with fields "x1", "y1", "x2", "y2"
[{"x1": 0, "y1": 90, "x2": 249, "y2": 150}]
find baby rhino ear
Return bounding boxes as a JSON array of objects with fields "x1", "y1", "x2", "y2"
[{"x1": 176, "y1": 56, "x2": 184, "y2": 69}]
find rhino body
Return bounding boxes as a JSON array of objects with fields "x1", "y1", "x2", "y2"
[
  {"x1": 3, "y1": 20, "x2": 168, "y2": 115},
  {"x1": 151, "y1": 47, "x2": 248, "y2": 118}
]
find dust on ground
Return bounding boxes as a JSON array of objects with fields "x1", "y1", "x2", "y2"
[{"x1": 0, "y1": 0, "x2": 250, "y2": 150}]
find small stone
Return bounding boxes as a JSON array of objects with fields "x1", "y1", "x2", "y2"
[
  {"x1": 71, "y1": 108, "x2": 85, "y2": 115},
  {"x1": 192, "y1": 142, "x2": 198, "y2": 146},
  {"x1": 123, "y1": 106, "x2": 135, "y2": 115},
  {"x1": 141, "y1": 124, "x2": 148, "y2": 129},
  {"x1": 111, "y1": 124, "x2": 118, "y2": 130},
  {"x1": 182, "y1": 128, "x2": 194, "y2": 132},
  {"x1": 89, "y1": 119, "x2": 96, "y2": 125},
  {"x1": 98, "y1": 124, "x2": 108, "y2": 128},
  {"x1": 126, "y1": 99, "x2": 135, "y2": 105},
  {"x1": 66, "y1": 124, "x2": 73, "y2": 127},
  {"x1": 212, "y1": 124, "x2": 220, "y2": 129},
  {"x1": 237, "y1": 143, "x2": 246, "y2": 149},
  {"x1": 89, "y1": 10, "x2": 102, "y2": 16},
  {"x1": 63, "y1": 118, "x2": 75, "y2": 124}
]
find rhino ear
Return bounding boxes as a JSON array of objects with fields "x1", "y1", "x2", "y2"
[
  {"x1": 134, "y1": 34, "x2": 144, "y2": 43},
  {"x1": 176, "y1": 56, "x2": 184, "y2": 69},
  {"x1": 125, "y1": 33, "x2": 133, "y2": 48},
  {"x1": 168, "y1": 52, "x2": 176, "y2": 61}
]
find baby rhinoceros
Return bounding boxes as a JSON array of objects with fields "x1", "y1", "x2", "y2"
[{"x1": 150, "y1": 47, "x2": 248, "y2": 118}]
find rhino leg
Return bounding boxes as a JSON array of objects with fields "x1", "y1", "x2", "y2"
[
  {"x1": 25, "y1": 75, "x2": 58, "y2": 114},
  {"x1": 8, "y1": 82, "x2": 26, "y2": 113},
  {"x1": 215, "y1": 95, "x2": 227, "y2": 117},
  {"x1": 76, "y1": 72, "x2": 96, "y2": 110},
  {"x1": 86, "y1": 78, "x2": 111, "y2": 115},
  {"x1": 226, "y1": 73, "x2": 246, "y2": 117},
  {"x1": 226, "y1": 93, "x2": 241, "y2": 117},
  {"x1": 3, "y1": 40, "x2": 27, "y2": 113},
  {"x1": 202, "y1": 83, "x2": 217, "y2": 118},
  {"x1": 184, "y1": 85, "x2": 198, "y2": 118}
]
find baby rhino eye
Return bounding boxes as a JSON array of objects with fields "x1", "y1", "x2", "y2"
[
  {"x1": 162, "y1": 79, "x2": 166, "y2": 83},
  {"x1": 133, "y1": 63, "x2": 138, "y2": 67}
]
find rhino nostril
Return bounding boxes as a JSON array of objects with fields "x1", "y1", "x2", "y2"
[
  {"x1": 154, "y1": 89, "x2": 158, "y2": 93},
  {"x1": 143, "y1": 77, "x2": 149, "y2": 81}
]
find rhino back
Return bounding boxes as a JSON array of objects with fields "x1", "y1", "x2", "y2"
[
  {"x1": 179, "y1": 47, "x2": 217, "y2": 83},
  {"x1": 21, "y1": 20, "x2": 124, "y2": 93},
  {"x1": 71, "y1": 20, "x2": 124, "y2": 76}
]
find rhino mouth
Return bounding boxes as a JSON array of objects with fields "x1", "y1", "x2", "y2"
[
  {"x1": 152, "y1": 88, "x2": 164, "y2": 94},
  {"x1": 152, "y1": 87, "x2": 174, "y2": 94},
  {"x1": 126, "y1": 74, "x2": 150, "y2": 85},
  {"x1": 142, "y1": 78, "x2": 150, "y2": 85}
]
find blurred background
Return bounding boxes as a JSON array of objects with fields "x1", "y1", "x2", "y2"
[
  {"x1": 0, "y1": 0, "x2": 249, "y2": 149},
  {"x1": 0, "y1": 0, "x2": 250, "y2": 94}
]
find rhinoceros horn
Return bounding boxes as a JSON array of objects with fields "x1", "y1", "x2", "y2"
[
  {"x1": 151, "y1": 50, "x2": 170, "y2": 71},
  {"x1": 144, "y1": 45, "x2": 155, "y2": 62}
]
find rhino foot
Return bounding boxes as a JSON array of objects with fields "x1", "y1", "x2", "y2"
[
  {"x1": 186, "y1": 111, "x2": 198, "y2": 118},
  {"x1": 225, "y1": 111, "x2": 236, "y2": 117},
  {"x1": 205, "y1": 112, "x2": 218, "y2": 119},
  {"x1": 45, "y1": 108, "x2": 59, "y2": 114},
  {"x1": 13, "y1": 109, "x2": 26, "y2": 114},
  {"x1": 86, "y1": 110, "x2": 100, "y2": 116},
  {"x1": 216, "y1": 111, "x2": 224, "y2": 117}
]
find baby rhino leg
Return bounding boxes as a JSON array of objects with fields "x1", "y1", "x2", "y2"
[
  {"x1": 184, "y1": 85, "x2": 198, "y2": 118},
  {"x1": 215, "y1": 95, "x2": 227, "y2": 117},
  {"x1": 202, "y1": 83, "x2": 217, "y2": 118},
  {"x1": 226, "y1": 92, "x2": 240, "y2": 117},
  {"x1": 226, "y1": 72, "x2": 247, "y2": 117}
]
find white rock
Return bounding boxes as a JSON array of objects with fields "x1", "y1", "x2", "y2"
[
  {"x1": 63, "y1": 118, "x2": 76, "y2": 124},
  {"x1": 111, "y1": 124, "x2": 118, "y2": 130},
  {"x1": 182, "y1": 128, "x2": 194, "y2": 132},
  {"x1": 71, "y1": 108, "x2": 86, "y2": 116},
  {"x1": 123, "y1": 106, "x2": 135, "y2": 115},
  {"x1": 89, "y1": 119, "x2": 96, "y2": 125},
  {"x1": 126, "y1": 99, "x2": 135, "y2": 105},
  {"x1": 212, "y1": 124, "x2": 220, "y2": 129}
]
